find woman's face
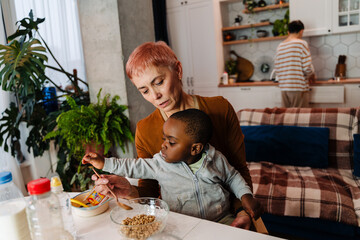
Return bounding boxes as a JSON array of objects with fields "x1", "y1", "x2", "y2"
[{"x1": 131, "y1": 65, "x2": 183, "y2": 114}]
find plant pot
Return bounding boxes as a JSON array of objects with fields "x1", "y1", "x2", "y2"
[{"x1": 229, "y1": 74, "x2": 238, "y2": 84}]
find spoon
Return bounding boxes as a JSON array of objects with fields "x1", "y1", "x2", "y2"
[
  {"x1": 70, "y1": 198, "x2": 90, "y2": 208},
  {"x1": 91, "y1": 167, "x2": 133, "y2": 210}
]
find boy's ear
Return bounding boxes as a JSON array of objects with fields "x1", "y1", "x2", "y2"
[{"x1": 191, "y1": 143, "x2": 204, "y2": 156}]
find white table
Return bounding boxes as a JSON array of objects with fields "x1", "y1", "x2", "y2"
[{"x1": 72, "y1": 199, "x2": 283, "y2": 240}]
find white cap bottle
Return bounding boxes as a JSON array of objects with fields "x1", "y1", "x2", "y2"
[
  {"x1": 26, "y1": 178, "x2": 74, "y2": 240},
  {"x1": 0, "y1": 171, "x2": 31, "y2": 240}
]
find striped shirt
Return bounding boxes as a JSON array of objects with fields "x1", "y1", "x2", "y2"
[{"x1": 274, "y1": 39, "x2": 314, "y2": 91}]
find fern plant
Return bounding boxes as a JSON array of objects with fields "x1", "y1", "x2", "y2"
[{"x1": 45, "y1": 88, "x2": 134, "y2": 190}]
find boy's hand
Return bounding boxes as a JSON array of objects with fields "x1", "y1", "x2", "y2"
[
  {"x1": 82, "y1": 152, "x2": 105, "y2": 169},
  {"x1": 241, "y1": 194, "x2": 264, "y2": 220}
]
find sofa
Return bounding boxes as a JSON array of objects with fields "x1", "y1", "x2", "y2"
[{"x1": 237, "y1": 107, "x2": 360, "y2": 240}]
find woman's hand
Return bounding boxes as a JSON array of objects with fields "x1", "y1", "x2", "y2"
[
  {"x1": 91, "y1": 174, "x2": 139, "y2": 199},
  {"x1": 82, "y1": 152, "x2": 105, "y2": 169},
  {"x1": 230, "y1": 211, "x2": 251, "y2": 229}
]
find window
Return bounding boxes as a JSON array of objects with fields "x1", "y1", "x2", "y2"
[{"x1": 3, "y1": 0, "x2": 87, "y2": 89}]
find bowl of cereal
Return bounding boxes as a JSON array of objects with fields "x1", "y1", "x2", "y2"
[{"x1": 110, "y1": 197, "x2": 169, "y2": 240}]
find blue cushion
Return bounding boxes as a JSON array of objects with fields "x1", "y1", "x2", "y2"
[
  {"x1": 353, "y1": 134, "x2": 360, "y2": 177},
  {"x1": 241, "y1": 125, "x2": 329, "y2": 168}
]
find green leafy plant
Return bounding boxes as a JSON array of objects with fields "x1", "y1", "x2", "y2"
[
  {"x1": 244, "y1": 0, "x2": 257, "y2": 13},
  {"x1": 45, "y1": 88, "x2": 134, "y2": 190},
  {"x1": 0, "y1": 10, "x2": 92, "y2": 191},
  {"x1": 272, "y1": 9, "x2": 289, "y2": 36},
  {"x1": 225, "y1": 60, "x2": 237, "y2": 75},
  {"x1": 0, "y1": 10, "x2": 89, "y2": 162}
]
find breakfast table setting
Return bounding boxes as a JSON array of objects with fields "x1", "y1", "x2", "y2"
[{"x1": 70, "y1": 192, "x2": 283, "y2": 240}]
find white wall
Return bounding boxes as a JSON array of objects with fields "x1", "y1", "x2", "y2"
[{"x1": 0, "y1": 3, "x2": 27, "y2": 195}]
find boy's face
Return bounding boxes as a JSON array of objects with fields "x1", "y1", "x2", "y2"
[{"x1": 161, "y1": 118, "x2": 194, "y2": 163}]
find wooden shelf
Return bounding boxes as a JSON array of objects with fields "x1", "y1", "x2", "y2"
[
  {"x1": 222, "y1": 21, "x2": 271, "y2": 31},
  {"x1": 223, "y1": 35, "x2": 287, "y2": 45},
  {"x1": 242, "y1": 3, "x2": 289, "y2": 13}
]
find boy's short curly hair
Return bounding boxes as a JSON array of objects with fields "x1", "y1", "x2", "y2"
[
  {"x1": 169, "y1": 109, "x2": 212, "y2": 145},
  {"x1": 288, "y1": 20, "x2": 305, "y2": 34}
]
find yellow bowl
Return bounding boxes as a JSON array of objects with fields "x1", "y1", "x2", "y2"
[{"x1": 71, "y1": 191, "x2": 111, "y2": 217}]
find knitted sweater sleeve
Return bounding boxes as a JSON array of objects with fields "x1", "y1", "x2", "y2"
[
  {"x1": 198, "y1": 96, "x2": 252, "y2": 190},
  {"x1": 301, "y1": 41, "x2": 314, "y2": 77},
  {"x1": 223, "y1": 98, "x2": 253, "y2": 190}
]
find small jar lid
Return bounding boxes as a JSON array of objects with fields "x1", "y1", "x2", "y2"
[
  {"x1": 28, "y1": 178, "x2": 51, "y2": 195},
  {"x1": 0, "y1": 171, "x2": 12, "y2": 185}
]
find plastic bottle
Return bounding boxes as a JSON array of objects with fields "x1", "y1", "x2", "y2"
[
  {"x1": 0, "y1": 171, "x2": 31, "y2": 240},
  {"x1": 221, "y1": 72, "x2": 229, "y2": 84},
  {"x1": 51, "y1": 176, "x2": 77, "y2": 239},
  {"x1": 26, "y1": 178, "x2": 74, "y2": 240}
]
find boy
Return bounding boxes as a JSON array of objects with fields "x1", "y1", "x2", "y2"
[{"x1": 82, "y1": 109, "x2": 261, "y2": 224}]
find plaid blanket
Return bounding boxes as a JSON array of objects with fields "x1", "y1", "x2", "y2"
[{"x1": 237, "y1": 107, "x2": 360, "y2": 226}]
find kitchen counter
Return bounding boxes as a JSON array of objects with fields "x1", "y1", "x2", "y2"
[{"x1": 218, "y1": 78, "x2": 360, "y2": 87}]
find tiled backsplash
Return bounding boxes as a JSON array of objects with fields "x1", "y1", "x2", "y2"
[{"x1": 308, "y1": 33, "x2": 360, "y2": 80}]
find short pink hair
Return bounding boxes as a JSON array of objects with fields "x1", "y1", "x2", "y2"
[{"x1": 126, "y1": 41, "x2": 180, "y2": 79}]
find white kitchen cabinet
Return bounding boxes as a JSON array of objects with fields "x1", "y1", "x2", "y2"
[
  {"x1": 219, "y1": 86, "x2": 281, "y2": 112},
  {"x1": 309, "y1": 84, "x2": 360, "y2": 108},
  {"x1": 290, "y1": 0, "x2": 360, "y2": 36},
  {"x1": 166, "y1": 0, "x2": 207, "y2": 8},
  {"x1": 332, "y1": 0, "x2": 360, "y2": 33},
  {"x1": 290, "y1": 0, "x2": 332, "y2": 36},
  {"x1": 310, "y1": 86, "x2": 345, "y2": 103},
  {"x1": 344, "y1": 84, "x2": 360, "y2": 107},
  {"x1": 166, "y1": 0, "x2": 221, "y2": 97},
  {"x1": 308, "y1": 85, "x2": 345, "y2": 108},
  {"x1": 219, "y1": 84, "x2": 360, "y2": 110}
]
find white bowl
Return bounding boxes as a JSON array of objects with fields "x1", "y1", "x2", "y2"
[
  {"x1": 110, "y1": 197, "x2": 169, "y2": 240},
  {"x1": 256, "y1": 30, "x2": 268, "y2": 38},
  {"x1": 71, "y1": 191, "x2": 111, "y2": 217}
]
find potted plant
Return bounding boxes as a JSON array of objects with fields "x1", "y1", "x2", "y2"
[
  {"x1": 243, "y1": 0, "x2": 257, "y2": 13},
  {"x1": 225, "y1": 59, "x2": 238, "y2": 84},
  {"x1": 45, "y1": 88, "x2": 134, "y2": 190},
  {"x1": 272, "y1": 9, "x2": 289, "y2": 36}
]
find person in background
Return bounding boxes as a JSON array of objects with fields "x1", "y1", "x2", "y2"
[
  {"x1": 274, "y1": 20, "x2": 316, "y2": 108},
  {"x1": 88, "y1": 41, "x2": 254, "y2": 229},
  {"x1": 83, "y1": 109, "x2": 262, "y2": 225}
]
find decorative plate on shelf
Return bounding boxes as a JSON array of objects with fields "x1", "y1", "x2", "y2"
[{"x1": 230, "y1": 50, "x2": 254, "y2": 82}]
